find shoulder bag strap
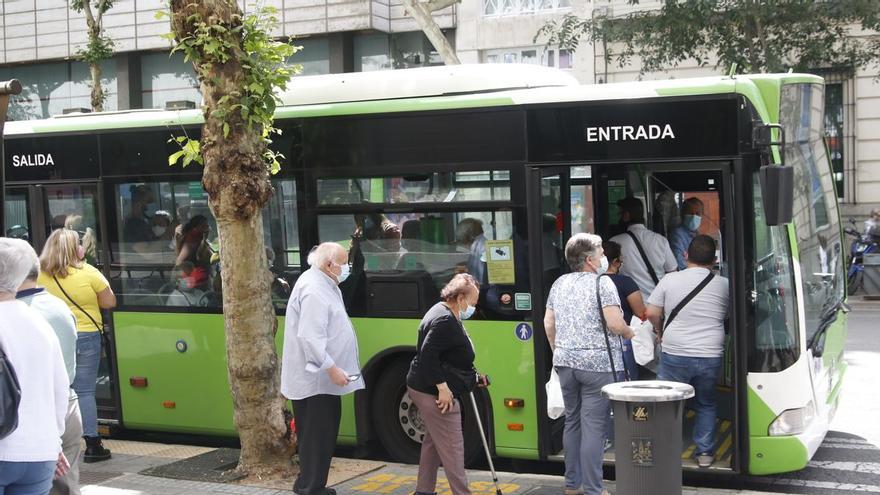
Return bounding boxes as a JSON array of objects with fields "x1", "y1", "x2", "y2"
[
  {"x1": 662, "y1": 272, "x2": 715, "y2": 335},
  {"x1": 596, "y1": 274, "x2": 627, "y2": 382},
  {"x1": 625, "y1": 231, "x2": 660, "y2": 284},
  {"x1": 53, "y1": 275, "x2": 103, "y2": 333}
]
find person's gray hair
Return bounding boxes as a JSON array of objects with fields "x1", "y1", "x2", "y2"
[
  {"x1": 565, "y1": 233, "x2": 603, "y2": 271},
  {"x1": 0, "y1": 238, "x2": 38, "y2": 294},
  {"x1": 26, "y1": 249, "x2": 40, "y2": 281},
  {"x1": 307, "y1": 242, "x2": 345, "y2": 267}
]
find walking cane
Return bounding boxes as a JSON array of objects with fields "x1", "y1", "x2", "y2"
[{"x1": 468, "y1": 391, "x2": 503, "y2": 495}]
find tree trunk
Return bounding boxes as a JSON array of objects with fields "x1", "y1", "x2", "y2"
[
  {"x1": 89, "y1": 61, "x2": 104, "y2": 112},
  {"x1": 402, "y1": 0, "x2": 460, "y2": 65},
  {"x1": 169, "y1": 0, "x2": 294, "y2": 478}
]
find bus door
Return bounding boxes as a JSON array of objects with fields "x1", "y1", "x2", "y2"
[
  {"x1": 593, "y1": 162, "x2": 740, "y2": 472},
  {"x1": 5, "y1": 181, "x2": 120, "y2": 429},
  {"x1": 525, "y1": 165, "x2": 573, "y2": 458}
]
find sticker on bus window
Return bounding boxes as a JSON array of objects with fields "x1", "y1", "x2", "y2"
[
  {"x1": 486, "y1": 240, "x2": 515, "y2": 284},
  {"x1": 514, "y1": 293, "x2": 532, "y2": 311}
]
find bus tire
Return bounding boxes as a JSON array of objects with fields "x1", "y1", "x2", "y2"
[{"x1": 371, "y1": 358, "x2": 487, "y2": 466}]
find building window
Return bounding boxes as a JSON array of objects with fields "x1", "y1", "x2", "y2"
[
  {"x1": 483, "y1": 46, "x2": 573, "y2": 69},
  {"x1": 0, "y1": 60, "x2": 118, "y2": 120},
  {"x1": 482, "y1": 0, "x2": 572, "y2": 17},
  {"x1": 289, "y1": 37, "x2": 331, "y2": 76},
  {"x1": 141, "y1": 51, "x2": 201, "y2": 110},
  {"x1": 824, "y1": 82, "x2": 844, "y2": 199},
  {"x1": 354, "y1": 32, "x2": 447, "y2": 72}
]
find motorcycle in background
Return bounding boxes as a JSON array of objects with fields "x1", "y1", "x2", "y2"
[{"x1": 845, "y1": 218, "x2": 879, "y2": 295}]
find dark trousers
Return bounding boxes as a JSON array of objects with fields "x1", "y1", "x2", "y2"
[{"x1": 292, "y1": 394, "x2": 342, "y2": 495}]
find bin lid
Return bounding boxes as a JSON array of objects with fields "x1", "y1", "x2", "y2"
[{"x1": 601, "y1": 380, "x2": 695, "y2": 402}]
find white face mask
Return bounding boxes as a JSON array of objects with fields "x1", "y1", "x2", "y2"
[
  {"x1": 594, "y1": 255, "x2": 609, "y2": 275},
  {"x1": 152, "y1": 226, "x2": 167, "y2": 237},
  {"x1": 333, "y1": 262, "x2": 351, "y2": 284}
]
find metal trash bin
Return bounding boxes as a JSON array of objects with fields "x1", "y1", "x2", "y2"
[{"x1": 601, "y1": 380, "x2": 695, "y2": 495}]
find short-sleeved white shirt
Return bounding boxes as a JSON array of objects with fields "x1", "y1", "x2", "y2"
[
  {"x1": 610, "y1": 224, "x2": 678, "y2": 299},
  {"x1": 647, "y1": 267, "x2": 729, "y2": 358}
]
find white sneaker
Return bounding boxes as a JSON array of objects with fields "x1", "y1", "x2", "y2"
[{"x1": 696, "y1": 453, "x2": 714, "y2": 468}]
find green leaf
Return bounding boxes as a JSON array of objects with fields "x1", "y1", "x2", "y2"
[{"x1": 168, "y1": 150, "x2": 186, "y2": 166}]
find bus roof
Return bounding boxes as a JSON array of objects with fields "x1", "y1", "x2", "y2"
[{"x1": 2, "y1": 68, "x2": 822, "y2": 136}]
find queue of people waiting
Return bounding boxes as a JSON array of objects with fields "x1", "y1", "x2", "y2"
[
  {"x1": 1, "y1": 229, "x2": 118, "y2": 493},
  {"x1": 544, "y1": 196, "x2": 728, "y2": 495},
  {"x1": 0, "y1": 191, "x2": 721, "y2": 495},
  {"x1": 279, "y1": 194, "x2": 725, "y2": 495}
]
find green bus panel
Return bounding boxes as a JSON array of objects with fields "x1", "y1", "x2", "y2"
[
  {"x1": 113, "y1": 312, "x2": 538, "y2": 456},
  {"x1": 350, "y1": 318, "x2": 539, "y2": 455}
]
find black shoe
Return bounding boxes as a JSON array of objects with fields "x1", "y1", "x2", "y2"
[{"x1": 83, "y1": 436, "x2": 111, "y2": 463}]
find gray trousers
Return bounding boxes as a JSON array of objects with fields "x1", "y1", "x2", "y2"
[
  {"x1": 407, "y1": 387, "x2": 471, "y2": 495},
  {"x1": 51, "y1": 397, "x2": 83, "y2": 495},
  {"x1": 557, "y1": 367, "x2": 614, "y2": 495}
]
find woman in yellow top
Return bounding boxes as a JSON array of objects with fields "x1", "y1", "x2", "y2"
[{"x1": 38, "y1": 228, "x2": 117, "y2": 463}]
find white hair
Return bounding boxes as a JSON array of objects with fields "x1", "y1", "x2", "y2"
[
  {"x1": 307, "y1": 242, "x2": 345, "y2": 267},
  {"x1": 0, "y1": 238, "x2": 38, "y2": 294},
  {"x1": 565, "y1": 233, "x2": 603, "y2": 271}
]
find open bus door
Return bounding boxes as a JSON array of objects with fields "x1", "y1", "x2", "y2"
[
  {"x1": 2, "y1": 178, "x2": 121, "y2": 431},
  {"x1": 526, "y1": 165, "x2": 572, "y2": 459}
]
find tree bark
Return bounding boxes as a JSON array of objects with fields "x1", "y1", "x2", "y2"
[
  {"x1": 81, "y1": 4, "x2": 104, "y2": 112},
  {"x1": 169, "y1": 0, "x2": 294, "y2": 477},
  {"x1": 402, "y1": 0, "x2": 460, "y2": 65},
  {"x1": 89, "y1": 60, "x2": 104, "y2": 112}
]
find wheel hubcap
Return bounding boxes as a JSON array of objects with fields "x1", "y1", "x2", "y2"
[{"x1": 398, "y1": 391, "x2": 426, "y2": 444}]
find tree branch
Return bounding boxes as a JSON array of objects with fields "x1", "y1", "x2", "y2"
[
  {"x1": 95, "y1": 0, "x2": 110, "y2": 27},
  {"x1": 402, "y1": 0, "x2": 460, "y2": 64},
  {"x1": 423, "y1": 0, "x2": 460, "y2": 12}
]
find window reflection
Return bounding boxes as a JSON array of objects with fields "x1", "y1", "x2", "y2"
[
  {"x1": 109, "y1": 179, "x2": 299, "y2": 310},
  {"x1": 318, "y1": 209, "x2": 522, "y2": 319},
  {"x1": 317, "y1": 171, "x2": 511, "y2": 205}
]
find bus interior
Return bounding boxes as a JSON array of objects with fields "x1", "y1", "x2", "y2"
[{"x1": 533, "y1": 161, "x2": 737, "y2": 472}]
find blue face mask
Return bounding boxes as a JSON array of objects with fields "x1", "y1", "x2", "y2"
[
  {"x1": 335, "y1": 263, "x2": 351, "y2": 284},
  {"x1": 363, "y1": 217, "x2": 376, "y2": 230},
  {"x1": 460, "y1": 304, "x2": 476, "y2": 320},
  {"x1": 683, "y1": 214, "x2": 702, "y2": 232}
]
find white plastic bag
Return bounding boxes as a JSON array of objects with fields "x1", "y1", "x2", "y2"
[
  {"x1": 630, "y1": 316, "x2": 658, "y2": 369},
  {"x1": 546, "y1": 368, "x2": 565, "y2": 419}
]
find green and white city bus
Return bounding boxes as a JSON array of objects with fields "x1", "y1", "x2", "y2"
[{"x1": 1, "y1": 65, "x2": 847, "y2": 475}]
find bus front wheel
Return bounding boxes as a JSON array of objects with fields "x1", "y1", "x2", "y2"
[{"x1": 372, "y1": 358, "x2": 487, "y2": 466}]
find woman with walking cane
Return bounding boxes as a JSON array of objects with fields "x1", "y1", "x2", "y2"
[
  {"x1": 406, "y1": 273, "x2": 489, "y2": 495},
  {"x1": 544, "y1": 234, "x2": 634, "y2": 495}
]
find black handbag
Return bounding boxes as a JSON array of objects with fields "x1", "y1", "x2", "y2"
[{"x1": 0, "y1": 343, "x2": 22, "y2": 440}]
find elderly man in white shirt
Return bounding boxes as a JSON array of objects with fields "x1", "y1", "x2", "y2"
[
  {"x1": 610, "y1": 196, "x2": 677, "y2": 299},
  {"x1": 0, "y1": 238, "x2": 70, "y2": 493},
  {"x1": 281, "y1": 242, "x2": 364, "y2": 495}
]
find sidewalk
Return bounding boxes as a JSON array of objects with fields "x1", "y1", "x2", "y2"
[{"x1": 78, "y1": 440, "x2": 780, "y2": 495}]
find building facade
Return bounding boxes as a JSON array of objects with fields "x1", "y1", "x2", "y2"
[
  {"x1": 1, "y1": 0, "x2": 876, "y2": 217},
  {"x1": 0, "y1": 0, "x2": 454, "y2": 118}
]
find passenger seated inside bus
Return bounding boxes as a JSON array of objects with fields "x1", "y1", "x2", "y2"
[
  {"x1": 175, "y1": 215, "x2": 213, "y2": 291},
  {"x1": 166, "y1": 262, "x2": 209, "y2": 307},
  {"x1": 124, "y1": 185, "x2": 156, "y2": 244}
]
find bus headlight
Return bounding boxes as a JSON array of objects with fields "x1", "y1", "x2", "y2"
[{"x1": 768, "y1": 401, "x2": 815, "y2": 436}]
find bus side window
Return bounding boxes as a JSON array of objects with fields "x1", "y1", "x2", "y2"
[
  {"x1": 317, "y1": 209, "x2": 526, "y2": 320},
  {"x1": 109, "y1": 179, "x2": 299, "y2": 311}
]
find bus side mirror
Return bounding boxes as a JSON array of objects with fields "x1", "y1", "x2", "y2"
[{"x1": 759, "y1": 165, "x2": 794, "y2": 226}]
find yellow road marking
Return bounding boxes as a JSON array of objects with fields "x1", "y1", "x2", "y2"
[{"x1": 352, "y1": 474, "x2": 519, "y2": 494}]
